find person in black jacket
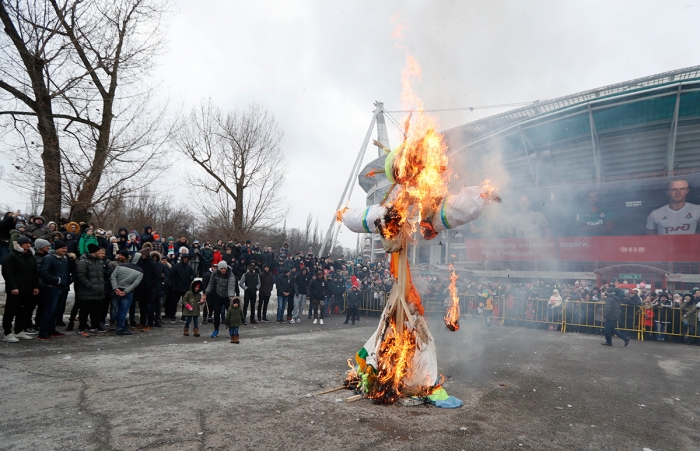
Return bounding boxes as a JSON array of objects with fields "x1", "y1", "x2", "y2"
[
  {"x1": 37, "y1": 240, "x2": 71, "y2": 341},
  {"x1": 344, "y1": 285, "x2": 362, "y2": 325},
  {"x1": 258, "y1": 265, "x2": 274, "y2": 322},
  {"x1": 275, "y1": 269, "x2": 294, "y2": 323},
  {"x1": 140, "y1": 226, "x2": 154, "y2": 245},
  {"x1": 293, "y1": 267, "x2": 311, "y2": 323},
  {"x1": 151, "y1": 251, "x2": 168, "y2": 327},
  {"x1": 308, "y1": 270, "x2": 328, "y2": 325},
  {"x1": 239, "y1": 265, "x2": 260, "y2": 325},
  {"x1": 0, "y1": 211, "x2": 16, "y2": 261},
  {"x1": 1, "y1": 237, "x2": 40, "y2": 342},
  {"x1": 165, "y1": 253, "x2": 194, "y2": 322},
  {"x1": 134, "y1": 248, "x2": 161, "y2": 330},
  {"x1": 602, "y1": 286, "x2": 630, "y2": 347}
]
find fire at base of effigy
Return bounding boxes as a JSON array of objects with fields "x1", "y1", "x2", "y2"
[{"x1": 337, "y1": 57, "x2": 500, "y2": 406}]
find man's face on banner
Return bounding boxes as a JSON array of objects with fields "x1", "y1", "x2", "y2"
[{"x1": 668, "y1": 180, "x2": 689, "y2": 203}]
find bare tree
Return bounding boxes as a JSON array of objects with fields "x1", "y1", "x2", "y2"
[
  {"x1": 175, "y1": 100, "x2": 288, "y2": 238},
  {"x1": 0, "y1": 0, "x2": 171, "y2": 222},
  {"x1": 92, "y1": 188, "x2": 198, "y2": 240}
]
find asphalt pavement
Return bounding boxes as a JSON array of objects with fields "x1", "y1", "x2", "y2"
[{"x1": 0, "y1": 307, "x2": 698, "y2": 451}]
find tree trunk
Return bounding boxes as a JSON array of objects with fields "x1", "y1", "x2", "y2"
[
  {"x1": 36, "y1": 103, "x2": 62, "y2": 221},
  {"x1": 70, "y1": 98, "x2": 114, "y2": 223}
]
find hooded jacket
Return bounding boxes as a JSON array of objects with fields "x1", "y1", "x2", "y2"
[
  {"x1": 116, "y1": 228, "x2": 129, "y2": 251},
  {"x1": 346, "y1": 289, "x2": 362, "y2": 309},
  {"x1": 76, "y1": 252, "x2": 106, "y2": 301},
  {"x1": 225, "y1": 300, "x2": 245, "y2": 327},
  {"x1": 295, "y1": 270, "x2": 311, "y2": 295},
  {"x1": 308, "y1": 276, "x2": 329, "y2": 300},
  {"x1": 259, "y1": 269, "x2": 274, "y2": 296},
  {"x1": 25, "y1": 216, "x2": 52, "y2": 242},
  {"x1": 78, "y1": 232, "x2": 99, "y2": 256},
  {"x1": 140, "y1": 226, "x2": 154, "y2": 245},
  {"x1": 181, "y1": 280, "x2": 203, "y2": 317},
  {"x1": 1, "y1": 241, "x2": 39, "y2": 293}
]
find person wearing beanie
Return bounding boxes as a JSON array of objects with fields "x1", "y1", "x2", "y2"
[
  {"x1": 201, "y1": 261, "x2": 236, "y2": 337},
  {"x1": 74, "y1": 244, "x2": 106, "y2": 335},
  {"x1": 601, "y1": 285, "x2": 630, "y2": 347},
  {"x1": 8, "y1": 221, "x2": 26, "y2": 250},
  {"x1": 36, "y1": 240, "x2": 70, "y2": 341},
  {"x1": 1, "y1": 234, "x2": 40, "y2": 342}
]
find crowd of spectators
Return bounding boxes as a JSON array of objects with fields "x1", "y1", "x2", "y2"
[
  {"x1": 0, "y1": 211, "x2": 397, "y2": 343},
  {"x1": 418, "y1": 276, "x2": 700, "y2": 344},
  {"x1": 2, "y1": 211, "x2": 697, "y2": 345}
]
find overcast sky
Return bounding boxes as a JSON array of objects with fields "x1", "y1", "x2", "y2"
[{"x1": 2, "y1": 0, "x2": 700, "y2": 249}]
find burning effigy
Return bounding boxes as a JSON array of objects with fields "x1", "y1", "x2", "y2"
[{"x1": 337, "y1": 56, "x2": 500, "y2": 405}]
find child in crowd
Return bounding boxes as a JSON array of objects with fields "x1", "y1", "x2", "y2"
[
  {"x1": 226, "y1": 296, "x2": 245, "y2": 343},
  {"x1": 181, "y1": 280, "x2": 204, "y2": 337}
]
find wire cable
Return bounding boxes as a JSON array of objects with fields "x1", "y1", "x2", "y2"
[{"x1": 384, "y1": 101, "x2": 534, "y2": 114}]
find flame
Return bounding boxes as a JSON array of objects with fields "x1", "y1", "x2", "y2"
[
  {"x1": 358, "y1": 54, "x2": 450, "y2": 404},
  {"x1": 444, "y1": 264, "x2": 460, "y2": 331},
  {"x1": 480, "y1": 179, "x2": 502, "y2": 203},
  {"x1": 378, "y1": 55, "x2": 450, "y2": 242},
  {"x1": 335, "y1": 206, "x2": 349, "y2": 223}
]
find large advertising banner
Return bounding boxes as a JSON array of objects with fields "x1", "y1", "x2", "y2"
[{"x1": 464, "y1": 235, "x2": 700, "y2": 262}]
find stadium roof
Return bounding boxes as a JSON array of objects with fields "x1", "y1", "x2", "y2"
[
  {"x1": 443, "y1": 65, "x2": 700, "y2": 189},
  {"x1": 359, "y1": 65, "x2": 700, "y2": 195}
]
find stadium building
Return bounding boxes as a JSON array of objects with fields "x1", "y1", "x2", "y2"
[{"x1": 358, "y1": 66, "x2": 700, "y2": 290}]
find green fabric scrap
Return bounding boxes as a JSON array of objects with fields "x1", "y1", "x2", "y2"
[{"x1": 427, "y1": 387, "x2": 450, "y2": 401}]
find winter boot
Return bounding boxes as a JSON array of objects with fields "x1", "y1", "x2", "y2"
[
  {"x1": 65, "y1": 321, "x2": 74, "y2": 332},
  {"x1": 234, "y1": 334, "x2": 240, "y2": 344},
  {"x1": 184, "y1": 327, "x2": 189, "y2": 336},
  {"x1": 230, "y1": 335, "x2": 235, "y2": 343},
  {"x1": 193, "y1": 328, "x2": 200, "y2": 337}
]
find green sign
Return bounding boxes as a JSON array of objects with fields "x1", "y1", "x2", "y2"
[{"x1": 619, "y1": 274, "x2": 641, "y2": 280}]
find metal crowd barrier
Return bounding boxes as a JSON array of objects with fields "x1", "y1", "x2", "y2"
[
  {"x1": 342, "y1": 289, "x2": 700, "y2": 344},
  {"x1": 503, "y1": 297, "x2": 565, "y2": 330}
]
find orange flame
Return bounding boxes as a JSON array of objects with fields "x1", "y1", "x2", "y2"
[
  {"x1": 361, "y1": 54, "x2": 448, "y2": 404},
  {"x1": 445, "y1": 264, "x2": 460, "y2": 331},
  {"x1": 378, "y1": 55, "x2": 450, "y2": 242},
  {"x1": 480, "y1": 179, "x2": 502, "y2": 203},
  {"x1": 335, "y1": 206, "x2": 349, "y2": 223}
]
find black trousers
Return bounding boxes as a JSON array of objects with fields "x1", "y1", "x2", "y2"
[
  {"x1": 69, "y1": 297, "x2": 84, "y2": 323},
  {"x1": 78, "y1": 298, "x2": 102, "y2": 330},
  {"x1": 345, "y1": 307, "x2": 359, "y2": 323},
  {"x1": 604, "y1": 318, "x2": 629, "y2": 344},
  {"x1": 165, "y1": 289, "x2": 186, "y2": 319},
  {"x1": 258, "y1": 294, "x2": 270, "y2": 320},
  {"x1": 243, "y1": 289, "x2": 256, "y2": 320},
  {"x1": 210, "y1": 293, "x2": 225, "y2": 330},
  {"x1": 3, "y1": 292, "x2": 33, "y2": 335}
]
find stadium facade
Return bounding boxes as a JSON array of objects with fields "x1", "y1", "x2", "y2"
[{"x1": 358, "y1": 66, "x2": 700, "y2": 290}]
